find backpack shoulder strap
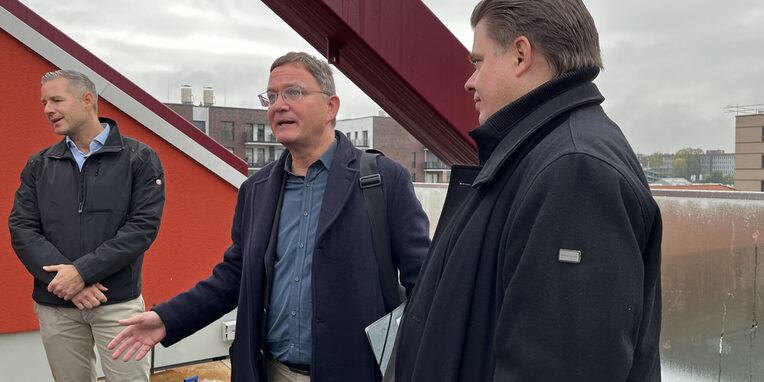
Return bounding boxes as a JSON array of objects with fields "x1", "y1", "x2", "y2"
[{"x1": 360, "y1": 149, "x2": 400, "y2": 313}]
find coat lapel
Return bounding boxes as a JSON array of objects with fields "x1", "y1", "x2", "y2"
[{"x1": 314, "y1": 132, "x2": 358, "y2": 243}]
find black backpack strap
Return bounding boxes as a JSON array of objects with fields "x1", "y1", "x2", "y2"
[{"x1": 360, "y1": 149, "x2": 400, "y2": 313}]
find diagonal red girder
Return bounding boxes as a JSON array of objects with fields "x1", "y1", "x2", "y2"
[{"x1": 261, "y1": 0, "x2": 479, "y2": 165}]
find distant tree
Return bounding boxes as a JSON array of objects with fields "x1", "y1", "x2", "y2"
[
  {"x1": 648, "y1": 152, "x2": 664, "y2": 168},
  {"x1": 674, "y1": 148, "x2": 703, "y2": 181},
  {"x1": 700, "y1": 170, "x2": 725, "y2": 183},
  {"x1": 673, "y1": 157, "x2": 688, "y2": 180},
  {"x1": 699, "y1": 171, "x2": 735, "y2": 185}
]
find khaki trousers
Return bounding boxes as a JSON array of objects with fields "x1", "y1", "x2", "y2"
[
  {"x1": 265, "y1": 358, "x2": 311, "y2": 382},
  {"x1": 34, "y1": 296, "x2": 150, "y2": 382}
]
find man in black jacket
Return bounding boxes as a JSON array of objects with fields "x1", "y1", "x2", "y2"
[
  {"x1": 392, "y1": 0, "x2": 662, "y2": 381},
  {"x1": 8, "y1": 69, "x2": 165, "y2": 382}
]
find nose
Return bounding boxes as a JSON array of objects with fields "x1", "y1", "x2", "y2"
[
  {"x1": 464, "y1": 71, "x2": 477, "y2": 93},
  {"x1": 43, "y1": 102, "x2": 54, "y2": 115}
]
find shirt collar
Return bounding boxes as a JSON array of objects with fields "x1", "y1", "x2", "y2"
[
  {"x1": 65, "y1": 122, "x2": 111, "y2": 153},
  {"x1": 284, "y1": 138, "x2": 338, "y2": 174}
]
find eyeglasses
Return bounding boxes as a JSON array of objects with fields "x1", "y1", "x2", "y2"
[{"x1": 258, "y1": 85, "x2": 332, "y2": 108}]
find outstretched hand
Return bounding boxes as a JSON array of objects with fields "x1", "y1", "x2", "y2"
[{"x1": 108, "y1": 311, "x2": 167, "y2": 362}]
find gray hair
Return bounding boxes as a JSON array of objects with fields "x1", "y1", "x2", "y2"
[
  {"x1": 471, "y1": 0, "x2": 603, "y2": 77},
  {"x1": 41, "y1": 69, "x2": 98, "y2": 113},
  {"x1": 270, "y1": 52, "x2": 338, "y2": 126},
  {"x1": 270, "y1": 52, "x2": 336, "y2": 96}
]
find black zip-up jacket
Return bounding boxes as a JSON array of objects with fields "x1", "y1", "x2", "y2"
[{"x1": 9, "y1": 118, "x2": 165, "y2": 307}]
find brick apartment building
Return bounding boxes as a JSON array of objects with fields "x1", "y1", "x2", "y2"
[
  {"x1": 336, "y1": 114, "x2": 450, "y2": 183},
  {"x1": 165, "y1": 100, "x2": 276, "y2": 176},
  {"x1": 166, "y1": 94, "x2": 449, "y2": 181}
]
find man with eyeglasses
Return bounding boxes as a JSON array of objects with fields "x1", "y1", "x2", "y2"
[{"x1": 109, "y1": 52, "x2": 430, "y2": 382}]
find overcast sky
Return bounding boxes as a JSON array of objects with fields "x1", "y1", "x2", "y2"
[{"x1": 17, "y1": 0, "x2": 764, "y2": 154}]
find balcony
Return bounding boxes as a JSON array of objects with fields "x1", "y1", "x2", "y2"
[
  {"x1": 350, "y1": 139, "x2": 369, "y2": 148},
  {"x1": 246, "y1": 159, "x2": 275, "y2": 168},
  {"x1": 245, "y1": 137, "x2": 280, "y2": 145},
  {"x1": 423, "y1": 160, "x2": 448, "y2": 170}
]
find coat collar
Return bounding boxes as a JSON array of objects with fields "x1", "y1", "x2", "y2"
[
  {"x1": 48, "y1": 117, "x2": 124, "y2": 159},
  {"x1": 469, "y1": 67, "x2": 604, "y2": 188}
]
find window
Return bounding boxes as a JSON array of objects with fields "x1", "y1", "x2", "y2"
[
  {"x1": 411, "y1": 173, "x2": 416, "y2": 182},
  {"x1": 362, "y1": 130, "x2": 368, "y2": 147},
  {"x1": 265, "y1": 125, "x2": 275, "y2": 142},
  {"x1": 222, "y1": 121, "x2": 234, "y2": 141},
  {"x1": 411, "y1": 152, "x2": 416, "y2": 168},
  {"x1": 225, "y1": 146, "x2": 235, "y2": 153},
  {"x1": 192, "y1": 120, "x2": 206, "y2": 133},
  {"x1": 761, "y1": 180, "x2": 764, "y2": 192},
  {"x1": 761, "y1": 126, "x2": 764, "y2": 141},
  {"x1": 245, "y1": 123, "x2": 254, "y2": 142},
  {"x1": 257, "y1": 148, "x2": 265, "y2": 164},
  {"x1": 245, "y1": 148, "x2": 255, "y2": 165},
  {"x1": 425, "y1": 172, "x2": 439, "y2": 183},
  {"x1": 257, "y1": 124, "x2": 265, "y2": 142},
  {"x1": 761, "y1": 154, "x2": 764, "y2": 169}
]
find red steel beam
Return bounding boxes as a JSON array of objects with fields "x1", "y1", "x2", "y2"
[{"x1": 261, "y1": 0, "x2": 479, "y2": 165}]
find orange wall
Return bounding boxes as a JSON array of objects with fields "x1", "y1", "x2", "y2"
[{"x1": 1, "y1": 29, "x2": 239, "y2": 333}]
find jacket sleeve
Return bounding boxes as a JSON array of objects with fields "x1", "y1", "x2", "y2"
[
  {"x1": 72, "y1": 147, "x2": 165, "y2": 285},
  {"x1": 9, "y1": 157, "x2": 72, "y2": 283},
  {"x1": 381, "y1": 158, "x2": 430, "y2": 296},
  {"x1": 154, "y1": 180, "x2": 249, "y2": 346},
  {"x1": 493, "y1": 154, "x2": 661, "y2": 381}
]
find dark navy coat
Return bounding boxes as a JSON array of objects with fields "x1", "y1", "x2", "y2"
[{"x1": 155, "y1": 131, "x2": 429, "y2": 382}]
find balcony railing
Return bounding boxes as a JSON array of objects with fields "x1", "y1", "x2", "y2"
[
  {"x1": 423, "y1": 160, "x2": 448, "y2": 169},
  {"x1": 245, "y1": 137, "x2": 279, "y2": 143},
  {"x1": 247, "y1": 159, "x2": 275, "y2": 168},
  {"x1": 349, "y1": 139, "x2": 369, "y2": 147}
]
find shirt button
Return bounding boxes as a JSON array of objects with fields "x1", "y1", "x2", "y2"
[
  {"x1": 295, "y1": 276, "x2": 299, "y2": 282},
  {"x1": 291, "y1": 344, "x2": 295, "y2": 348},
  {"x1": 306, "y1": 182, "x2": 310, "y2": 187},
  {"x1": 303, "y1": 211, "x2": 308, "y2": 216},
  {"x1": 291, "y1": 311, "x2": 296, "y2": 316},
  {"x1": 299, "y1": 243, "x2": 304, "y2": 248}
]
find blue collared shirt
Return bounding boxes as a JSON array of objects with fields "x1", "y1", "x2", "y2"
[
  {"x1": 65, "y1": 123, "x2": 110, "y2": 171},
  {"x1": 266, "y1": 139, "x2": 337, "y2": 365}
]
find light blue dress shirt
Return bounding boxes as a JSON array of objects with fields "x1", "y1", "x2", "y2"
[
  {"x1": 266, "y1": 139, "x2": 337, "y2": 365},
  {"x1": 65, "y1": 123, "x2": 110, "y2": 171}
]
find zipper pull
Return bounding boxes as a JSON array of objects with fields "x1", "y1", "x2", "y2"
[{"x1": 78, "y1": 201, "x2": 83, "y2": 214}]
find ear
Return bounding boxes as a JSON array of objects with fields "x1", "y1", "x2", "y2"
[
  {"x1": 81, "y1": 92, "x2": 95, "y2": 111},
  {"x1": 326, "y1": 94, "x2": 340, "y2": 124},
  {"x1": 512, "y1": 36, "x2": 534, "y2": 76}
]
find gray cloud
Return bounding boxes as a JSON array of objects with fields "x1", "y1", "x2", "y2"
[{"x1": 18, "y1": 0, "x2": 764, "y2": 154}]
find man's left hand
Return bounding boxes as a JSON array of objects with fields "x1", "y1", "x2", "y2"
[{"x1": 44, "y1": 264, "x2": 85, "y2": 300}]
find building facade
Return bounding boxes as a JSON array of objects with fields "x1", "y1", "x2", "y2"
[
  {"x1": 168, "y1": 97, "x2": 449, "y2": 182},
  {"x1": 336, "y1": 114, "x2": 449, "y2": 183},
  {"x1": 700, "y1": 150, "x2": 735, "y2": 177},
  {"x1": 166, "y1": 101, "x2": 277, "y2": 176},
  {"x1": 734, "y1": 113, "x2": 764, "y2": 191}
]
